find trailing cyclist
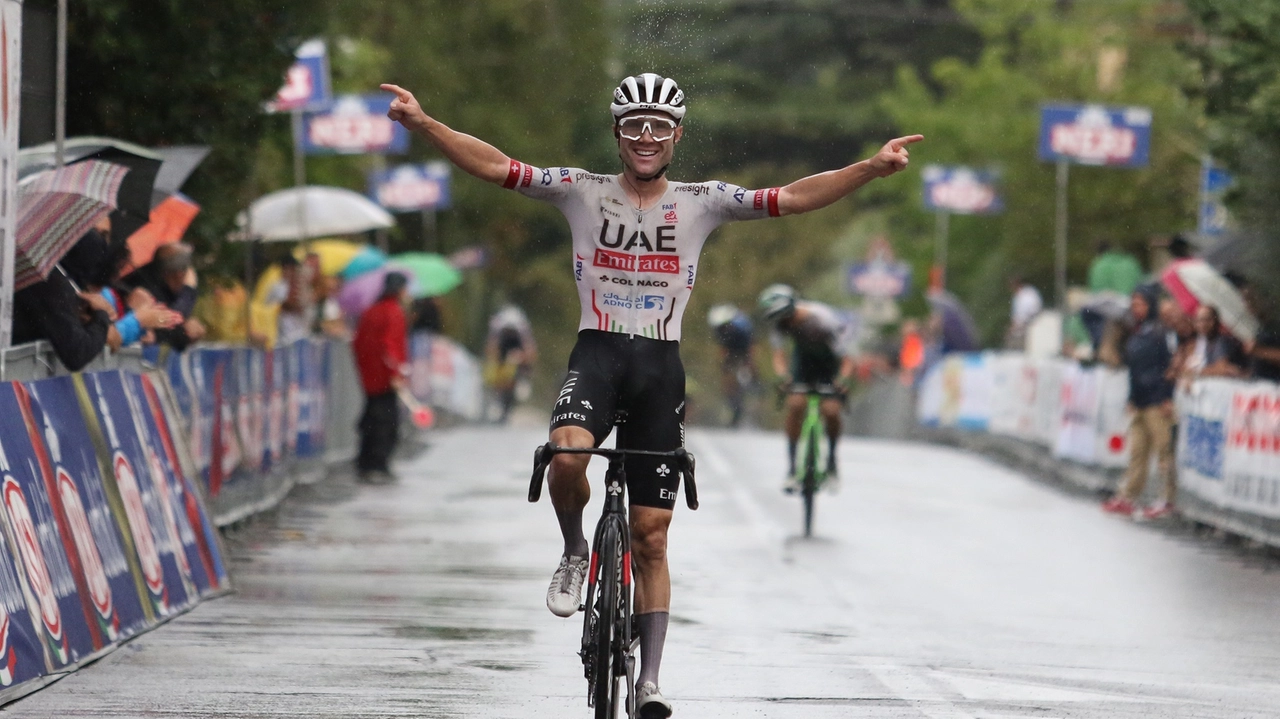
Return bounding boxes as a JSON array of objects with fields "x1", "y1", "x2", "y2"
[
  {"x1": 759, "y1": 284, "x2": 857, "y2": 493},
  {"x1": 383, "y1": 73, "x2": 921, "y2": 717},
  {"x1": 707, "y1": 303, "x2": 758, "y2": 427}
]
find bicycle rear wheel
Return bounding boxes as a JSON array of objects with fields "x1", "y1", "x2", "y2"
[
  {"x1": 590, "y1": 520, "x2": 623, "y2": 718},
  {"x1": 802, "y1": 431, "x2": 818, "y2": 537}
]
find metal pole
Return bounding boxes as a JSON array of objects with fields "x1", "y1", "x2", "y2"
[
  {"x1": 934, "y1": 210, "x2": 950, "y2": 291},
  {"x1": 291, "y1": 109, "x2": 308, "y2": 241},
  {"x1": 1054, "y1": 160, "x2": 1070, "y2": 310},
  {"x1": 54, "y1": 0, "x2": 67, "y2": 166},
  {"x1": 421, "y1": 209, "x2": 437, "y2": 252}
]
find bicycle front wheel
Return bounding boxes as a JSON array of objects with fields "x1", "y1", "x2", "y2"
[
  {"x1": 591, "y1": 520, "x2": 623, "y2": 719},
  {"x1": 802, "y1": 431, "x2": 818, "y2": 537}
]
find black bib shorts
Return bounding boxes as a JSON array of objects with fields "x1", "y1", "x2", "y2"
[{"x1": 550, "y1": 330, "x2": 686, "y2": 510}]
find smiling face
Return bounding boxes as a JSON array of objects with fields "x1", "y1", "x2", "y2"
[{"x1": 616, "y1": 110, "x2": 682, "y2": 179}]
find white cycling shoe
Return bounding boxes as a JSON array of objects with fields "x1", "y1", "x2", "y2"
[
  {"x1": 635, "y1": 682, "x2": 673, "y2": 718},
  {"x1": 546, "y1": 554, "x2": 588, "y2": 617}
]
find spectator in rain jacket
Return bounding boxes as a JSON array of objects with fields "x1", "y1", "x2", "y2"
[
  {"x1": 12, "y1": 267, "x2": 120, "y2": 371},
  {"x1": 352, "y1": 272, "x2": 410, "y2": 483},
  {"x1": 1103, "y1": 283, "x2": 1176, "y2": 520},
  {"x1": 123, "y1": 243, "x2": 206, "y2": 350}
]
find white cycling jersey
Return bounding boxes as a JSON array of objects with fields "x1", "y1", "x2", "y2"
[{"x1": 504, "y1": 161, "x2": 780, "y2": 341}]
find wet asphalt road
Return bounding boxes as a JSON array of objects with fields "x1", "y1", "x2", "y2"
[{"x1": 8, "y1": 425, "x2": 1280, "y2": 718}]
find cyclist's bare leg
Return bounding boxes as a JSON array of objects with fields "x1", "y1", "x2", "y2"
[
  {"x1": 783, "y1": 392, "x2": 807, "y2": 474},
  {"x1": 820, "y1": 397, "x2": 842, "y2": 470},
  {"x1": 548, "y1": 425, "x2": 594, "y2": 558},
  {"x1": 631, "y1": 505, "x2": 673, "y2": 686}
]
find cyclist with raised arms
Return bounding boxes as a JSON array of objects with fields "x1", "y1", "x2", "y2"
[
  {"x1": 759, "y1": 284, "x2": 858, "y2": 492},
  {"x1": 383, "y1": 74, "x2": 921, "y2": 717}
]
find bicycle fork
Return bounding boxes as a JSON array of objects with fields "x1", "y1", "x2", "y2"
[{"x1": 580, "y1": 470, "x2": 635, "y2": 714}]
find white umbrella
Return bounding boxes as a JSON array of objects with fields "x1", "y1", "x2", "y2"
[
  {"x1": 1173, "y1": 260, "x2": 1258, "y2": 343},
  {"x1": 239, "y1": 185, "x2": 395, "y2": 242}
]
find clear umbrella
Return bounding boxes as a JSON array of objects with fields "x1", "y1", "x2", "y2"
[{"x1": 239, "y1": 186, "x2": 395, "y2": 242}]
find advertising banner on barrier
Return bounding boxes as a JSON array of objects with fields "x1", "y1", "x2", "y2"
[
  {"x1": 128, "y1": 375, "x2": 227, "y2": 596},
  {"x1": 81, "y1": 373, "x2": 194, "y2": 618},
  {"x1": 410, "y1": 332, "x2": 483, "y2": 421},
  {"x1": 1179, "y1": 379, "x2": 1280, "y2": 519},
  {"x1": 1054, "y1": 363, "x2": 1100, "y2": 464},
  {"x1": 0, "y1": 383, "x2": 100, "y2": 667},
  {"x1": 0, "y1": 366, "x2": 230, "y2": 702},
  {"x1": 25, "y1": 378, "x2": 148, "y2": 644}
]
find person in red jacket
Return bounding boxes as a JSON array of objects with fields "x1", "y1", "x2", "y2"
[{"x1": 352, "y1": 272, "x2": 410, "y2": 483}]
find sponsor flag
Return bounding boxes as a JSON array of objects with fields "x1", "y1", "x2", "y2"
[
  {"x1": 302, "y1": 95, "x2": 409, "y2": 155},
  {"x1": 1038, "y1": 104, "x2": 1152, "y2": 168},
  {"x1": 922, "y1": 166, "x2": 1003, "y2": 215},
  {"x1": 369, "y1": 162, "x2": 451, "y2": 212},
  {"x1": 264, "y1": 39, "x2": 332, "y2": 113}
]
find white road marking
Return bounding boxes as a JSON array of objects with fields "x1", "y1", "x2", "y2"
[
  {"x1": 865, "y1": 663, "x2": 977, "y2": 719},
  {"x1": 689, "y1": 434, "x2": 787, "y2": 548}
]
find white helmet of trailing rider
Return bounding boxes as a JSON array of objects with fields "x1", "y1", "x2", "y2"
[
  {"x1": 758, "y1": 284, "x2": 797, "y2": 322},
  {"x1": 707, "y1": 303, "x2": 739, "y2": 328},
  {"x1": 611, "y1": 73, "x2": 687, "y2": 122}
]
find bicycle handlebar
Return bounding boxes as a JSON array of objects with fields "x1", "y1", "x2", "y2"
[{"x1": 528, "y1": 444, "x2": 699, "y2": 511}]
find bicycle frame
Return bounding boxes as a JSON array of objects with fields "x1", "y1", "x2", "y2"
[
  {"x1": 529, "y1": 443, "x2": 697, "y2": 718},
  {"x1": 780, "y1": 383, "x2": 843, "y2": 537}
]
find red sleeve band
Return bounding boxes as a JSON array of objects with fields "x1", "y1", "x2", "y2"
[
  {"x1": 502, "y1": 159, "x2": 523, "y2": 189},
  {"x1": 766, "y1": 187, "x2": 781, "y2": 217}
]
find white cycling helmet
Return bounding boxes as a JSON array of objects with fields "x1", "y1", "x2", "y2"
[
  {"x1": 758, "y1": 284, "x2": 797, "y2": 322},
  {"x1": 707, "y1": 303, "x2": 739, "y2": 328},
  {"x1": 611, "y1": 73, "x2": 687, "y2": 122}
]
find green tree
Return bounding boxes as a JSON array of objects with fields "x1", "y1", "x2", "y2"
[
  {"x1": 1183, "y1": 0, "x2": 1280, "y2": 290},
  {"x1": 65, "y1": 0, "x2": 324, "y2": 260},
  {"x1": 871, "y1": 0, "x2": 1204, "y2": 343}
]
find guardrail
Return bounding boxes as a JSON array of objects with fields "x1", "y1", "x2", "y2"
[
  {"x1": 0, "y1": 328, "x2": 482, "y2": 704},
  {"x1": 917, "y1": 352, "x2": 1280, "y2": 547},
  {"x1": 0, "y1": 345, "x2": 229, "y2": 704}
]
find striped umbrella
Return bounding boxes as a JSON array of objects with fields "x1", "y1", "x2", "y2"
[{"x1": 15, "y1": 160, "x2": 129, "y2": 290}]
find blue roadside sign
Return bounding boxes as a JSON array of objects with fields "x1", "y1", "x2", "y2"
[
  {"x1": 265, "y1": 39, "x2": 331, "y2": 113},
  {"x1": 369, "y1": 162, "x2": 452, "y2": 212},
  {"x1": 922, "y1": 165, "x2": 1003, "y2": 215},
  {"x1": 1037, "y1": 104, "x2": 1152, "y2": 167},
  {"x1": 301, "y1": 95, "x2": 409, "y2": 155},
  {"x1": 1198, "y1": 161, "x2": 1233, "y2": 236},
  {"x1": 847, "y1": 261, "x2": 912, "y2": 299}
]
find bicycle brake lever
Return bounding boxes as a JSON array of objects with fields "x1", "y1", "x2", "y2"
[{"x1": 529, "y1": 443, "x2": 552, "y2": 503}]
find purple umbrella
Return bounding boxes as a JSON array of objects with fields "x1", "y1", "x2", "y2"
[
  {"x1": 927, "y1": 290, "x2": 980, "y2": 353},
  {"x1": 337, "y1": 264, "x2": 419, "y2": 320}
]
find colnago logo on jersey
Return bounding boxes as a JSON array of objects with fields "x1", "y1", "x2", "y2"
[
  {"x1": 56, "y1": 469, "x2": 117, "y2": 640},
  {"x1": 3, "y1": 477, "x2": 68, "y2": 664}
]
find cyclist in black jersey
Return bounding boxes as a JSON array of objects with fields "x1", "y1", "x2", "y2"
[
  {"x1": 383, "y1": 73, "x2": 920, "y2": 717},
  {"x1": 759, "y1": 284, "x2": 857, "y2": 491}
]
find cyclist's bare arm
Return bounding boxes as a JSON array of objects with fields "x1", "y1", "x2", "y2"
[
  {"x1": 772, "y1": 347, "x2": 789, "y2": 378},
  {"x1": 776, "y1": 135, "x2": 923, "y2": 216},
  {"x1": 382, "y1": 83, "x2": 511, "y2": 185}
]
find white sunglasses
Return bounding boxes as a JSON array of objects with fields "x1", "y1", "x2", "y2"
[{"x1": 617, "y1": 115, "x2": 678, "y2": 142}]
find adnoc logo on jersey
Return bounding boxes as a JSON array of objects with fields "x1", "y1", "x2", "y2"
[
  {"x1": 1038, "y1": 104, "x2": 1151, "y2": 168},
  {"x1": 922, "y1": 166, "x2": 1002, "y2": 215},
  {"x1": 303, "y1": 94, "x2": 409, "y2": 155}
]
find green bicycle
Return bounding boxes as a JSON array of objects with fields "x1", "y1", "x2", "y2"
[{"x1": 781, "y1": 383, "x2": 844, "y2": 538}]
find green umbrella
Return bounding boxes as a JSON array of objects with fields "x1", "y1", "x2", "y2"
[{"x1": 389, "y1": 252, "x2": 463, "y2": 297}]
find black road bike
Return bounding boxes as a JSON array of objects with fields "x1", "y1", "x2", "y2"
[{"x1": 529, "y1": 434, "x2": 698, "y2": 719}]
